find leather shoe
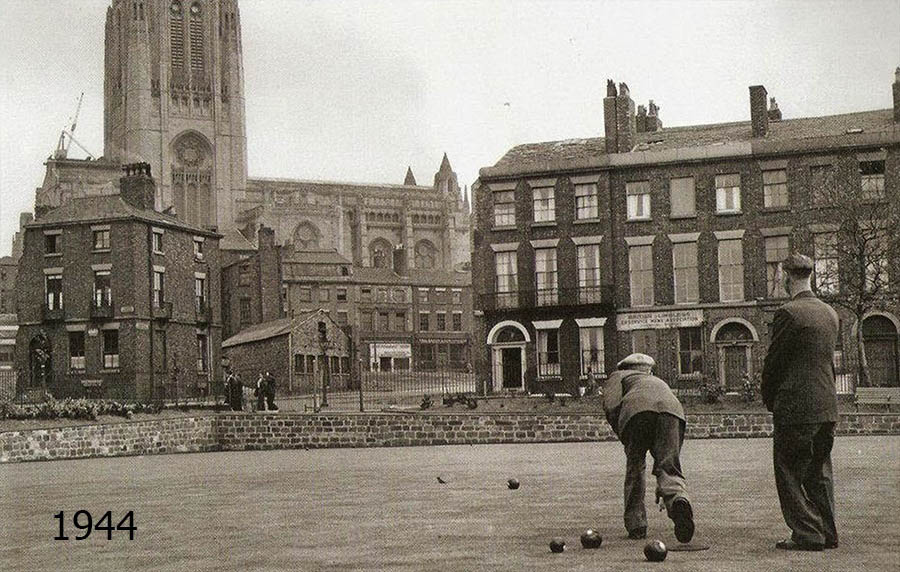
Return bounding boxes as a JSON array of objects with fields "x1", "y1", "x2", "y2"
[
  {"x1": 775, "y1": 539, "x2": 824, "y2": 551},
  {"x1": 627, "y1": 526, "x2": 647, "y2": 540},
  {"x1": 671, "y1": 498, "x2": 695, "y2": 543},
  {"x1": 825, "y1": 540, "x2": 838, "y2": 549}
]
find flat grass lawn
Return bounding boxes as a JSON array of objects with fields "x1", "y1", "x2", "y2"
[{"x1": 2, "y1": 436, "x2": 898, "y2": 572}]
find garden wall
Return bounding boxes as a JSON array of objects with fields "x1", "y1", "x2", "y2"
[{"x1": 2, "y1": 412, "x2": 899, "y2": 463}]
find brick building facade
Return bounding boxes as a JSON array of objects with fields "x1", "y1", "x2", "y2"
[
  {"x1": 14, "y1": 164, "x2": 222, "y2": 401},
  {"x1": 473, "y1": 72, "x2": 900, "y2": 395}
]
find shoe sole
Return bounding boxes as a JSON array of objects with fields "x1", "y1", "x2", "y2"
[{"x1": 672, "y1": 499, "x2": 695, "y2": 543}]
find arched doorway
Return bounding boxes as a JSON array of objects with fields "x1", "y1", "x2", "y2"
[
  {"x1": 862, "y1": 314, "x2": 899, "y2": 387},
  {"x1": 487, "y1": 321, "x2": 530, "y2": 392},
  {"x1": 712, "y1": 320, "x2": 757, "y2": 392}
]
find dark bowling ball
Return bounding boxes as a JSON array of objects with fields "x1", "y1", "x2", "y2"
[
  {"x1": 507, "y1": 478, "x2": 520, "y2": 490},
  {"x1": 580, "y1": 529, "x2": 603, "y2": 549},
  {"x1": 644, "y1": 539, "x2": 668, "y2": 562},
  {"x1": 549, "y1": 538, "x2": 566, "y2": 553}
]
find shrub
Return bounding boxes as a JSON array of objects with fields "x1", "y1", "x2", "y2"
[
  {"x1": 741, "y1": 372, "x2": 760, "y2": 403},
  {"x1": 698, "y1": 378, "x2": 726, "y2": 404}
]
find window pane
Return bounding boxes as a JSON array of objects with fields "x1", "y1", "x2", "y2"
[
  {"x1": 669, "y1": 177, "x2": 695, "y2": 217},
  {"x1": 763, "y1": 169, "x2": 788, "y2": 208},
  {"x1": 629, "y1": 245, "x2": 654, "y2": 306},
  {"x1": 672, "y1": 242, "x2": 698, "y2": 303},
  {"x1": 575, "y1": 183, "x2": 599, "y2": 219},
  {"x1": 718, "y1": 239, "x2": 744, "y2": 301}
]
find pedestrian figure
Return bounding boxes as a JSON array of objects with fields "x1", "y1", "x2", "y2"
[
  {"x1": 264, "y1": 370, "x2": 278, "y2": 411},
  {"x1": 762, "y1": 253, "x2": 840, "y2": 552},
  {"x1": 228, "y1": 371, "x2": 243, "y2": 411},
  {"x1": 255, "y1": 372, "x2": 266, "y2": 411},
  {"x1": 602, "y1": 353, "x2": 695, "y2": 543}
]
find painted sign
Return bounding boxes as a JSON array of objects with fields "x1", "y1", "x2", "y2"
[
  {"x1": 371, "y1": 343, "x2": 412, "y2": 358},
  {"x1": 616, "y1": 309, "x2": 704, "y2": 331}
]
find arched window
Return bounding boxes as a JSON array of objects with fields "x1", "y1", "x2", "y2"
[
  {"x1": 370, "y1": 239, "x2": 392, "y2": 269},
  {"x1": 171, "y1": 132, "x2": 212, "y2": 226},
  {"x1": 415, "y1": 240, "x2": 437, "y2": 270},
  {"x1": 292, "y1": 222, "x2": 321, "y2": 251}
]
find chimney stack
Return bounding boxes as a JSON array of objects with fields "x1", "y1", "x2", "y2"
[
  {"x1": 603, "y1": 80, "x2": 637, "y2": 152},
  {"x1": 636, "y1": 100, "x2": 662, "y2": 133},
  {"x1": 893, "y1": 67, "x2": 900, "y2": 123},
  {"x1": 749, "y1": 85, "x2": 769, "y2": 137},
  {"x1": 767, "y1": 97, "x2": 782, "y2": 121},
  {"x1": 119, "y1": 162, "x2": 157, "y2": 211}
]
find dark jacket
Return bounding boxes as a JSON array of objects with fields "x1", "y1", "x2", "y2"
[
  {"x1": 761, "y1": 290, "x2": 840, "y2": 425},
  {"x1": 603, "y1": 369, "x2": 685, "y2": 437}
]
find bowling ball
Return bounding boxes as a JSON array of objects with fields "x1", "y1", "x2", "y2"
[
  {"x1": 549, "y1": 538, "x2": 566, "y2": 553},
  {"x1": 644, "y1": 539, "x2": 667, "y2": 562},
  {"x1": 507, "y1": 478, "x2": 520, "y2": 490},
  {"x1": 580, "y1": 529, "x2": 603, "y2": 549}
]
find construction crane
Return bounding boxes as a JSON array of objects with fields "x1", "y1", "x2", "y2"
[{"x1": 53, "y1": 92, "x2": 95, "y2": 160}]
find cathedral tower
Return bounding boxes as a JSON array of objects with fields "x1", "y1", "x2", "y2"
[{"x1": 103, "y1": 0, "x2": 247, "y2": 229}]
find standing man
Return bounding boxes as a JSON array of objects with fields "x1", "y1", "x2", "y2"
[
  {"x1": 264, "y1": 371, "x2": 278, "y2": 411},
  {"x1": 603, "y1": 353, "x2": 695, "y2": 543},
  {"x1": 762, "y1": 253, "x2": 840, "y2": 552}
]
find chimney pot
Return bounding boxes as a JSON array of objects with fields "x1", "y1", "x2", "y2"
[{"x1": 119, "y1": 162, "x2": 157, "y2": 211}]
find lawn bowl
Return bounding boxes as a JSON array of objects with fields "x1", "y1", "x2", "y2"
[
  {"x1": 549, "y1": 538, "x2": 566, "y2": 553},
  {"x1": 644, "y1": 539, "x2": 667, "y2": 562},
  {"x1": 507, "y1": 478, "x2": 520, "y2": 490},
  {"x1": 580, "y1": 529, "x2": 603, "y2": 549}
]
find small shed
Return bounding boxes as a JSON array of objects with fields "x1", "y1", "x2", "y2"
[{"x1": 222, "y1": 309, "x2": 351, "y2": 394}]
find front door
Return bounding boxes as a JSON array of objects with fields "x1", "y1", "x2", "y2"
[
  {"x1": 866, "y1": 338, "x2": 899, "y2": 387},
  {"x1": 501, "y1": 347, "x2": 522, "y2": 389},
  {"x1": 723, "y1": 345, "x2": 747, "y2": 392}
]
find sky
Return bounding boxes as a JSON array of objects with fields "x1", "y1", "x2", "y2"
[{"x1": 1, "y1": 0, "x2": 899, "y2": 254}]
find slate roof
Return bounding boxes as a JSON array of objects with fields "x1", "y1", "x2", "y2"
[
  {"x1": 221, "y1": 228, "x2": 257, "y2": 252},
  {"x1": 221, "y1": 309, "x2": 340, "y2": 348},
  {"x1": 352, "y1": 266, "x2": 471, "y2": 287},
  {"x1": 283, "y1": 250, "x2": 352, "y2": 265},
  {"x1": 490, "y1": 108, "x2": 898, "y2": 174},
  {"x1": 27, "y1": 194, "x2": 221, "y2": 237}
]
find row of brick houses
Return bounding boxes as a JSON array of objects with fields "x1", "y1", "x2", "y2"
[
  {"x1": 222, "y1": 224, "x2": 473, "y2": 377},
  {"x1": 14, "y1": 164, "x2": 222, "y2": 400},
  {"x1": 472, "y1": 72, "x2": 900, "y2": 395}
]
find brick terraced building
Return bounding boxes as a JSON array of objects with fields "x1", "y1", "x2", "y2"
[
  {"x1": 14, "y1": 164, "x2": 222, "y2": 401},
  {"x1": 472, "y1": 72, "x2": 900, "y2": 395}
]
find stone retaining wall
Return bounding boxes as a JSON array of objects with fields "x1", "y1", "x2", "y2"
[
  {"x1": 0, "y1": 416, "x2": 217, "y2": 463},
  {"x1": 2, "y1": 412, "x2": 899, "y2": 463}
]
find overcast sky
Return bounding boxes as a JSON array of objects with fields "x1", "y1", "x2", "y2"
[{"x1": 1, "y1": 0, "x2": 899, "y2": 254}]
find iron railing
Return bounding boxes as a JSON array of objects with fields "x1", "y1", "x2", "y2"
[{"x1": 479, "y1": 285, "x2": 615, "y2": 312}]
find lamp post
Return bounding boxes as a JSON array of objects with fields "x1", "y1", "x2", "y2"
[{"x1": 318, "y1": 321, "x2": 333, "y2": 407}]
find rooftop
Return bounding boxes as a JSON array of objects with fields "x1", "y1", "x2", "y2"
[
  {"x1": 222, "y1": 309, "x2": 339, "y2": 348},
  {"x1": 27, "y1": 194, "x2": 222, "y2": 237},
  {"x1": 486, "y1": 108, "x2": 899, "y2": 176}
]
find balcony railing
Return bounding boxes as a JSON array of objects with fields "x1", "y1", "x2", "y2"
[
  {"x1": 152, "y1": 302, "x2": 172, "y2": 320},
  {"x1": 42, "y1": 304, "x2": 64, "y2": 322},
  {"x1": 478, "y1": 284, "x2": 615, "y2": 312},
  {"x1": 537, "y1": 352, "x2": 561, "y2": 378},
  {"x1": 90, "y1": 296, "x2": 114, "y2": 319},
  {"x1": 195, "y1": 301, "x2": 211, "y2": 324}
]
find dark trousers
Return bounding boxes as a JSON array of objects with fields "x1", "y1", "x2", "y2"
[
  {"x1": 773, "y1": 422, "x2": 837, "y2": 546},
  {"x1": 621, "y1": 411, "x2": 689, "y2": 533}
]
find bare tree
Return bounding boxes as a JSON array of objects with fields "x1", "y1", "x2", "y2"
[{"x1": 802, "y1": 159, "x2": 900, "y2": 387}]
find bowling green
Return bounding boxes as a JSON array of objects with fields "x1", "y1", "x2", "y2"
[{"x1": 2, "y1": 436, "x2": 898, "y2": 571}]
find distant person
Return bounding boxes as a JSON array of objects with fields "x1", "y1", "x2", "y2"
[
  {"x1": 762, "y1": 253, "x2": 840, "y2": 552},
  {"x1": 224, "y1": 369, "x2": 240, "y2": 411},
  {"x1": 602, "y1": 353, "x2": 694, "y2": 543},
  {"x1": 255, "y1": 372, "x2": 266, "y2": 411},
  {"x1": 229, "y1": 372, "x2": 243, "y2": 412},
  {"x1": 264, "y1": 370, "x2": 278, "y2": 411}
]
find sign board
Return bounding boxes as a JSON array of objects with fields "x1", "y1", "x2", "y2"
[
  {"x1": 371, "y1": 343, "x2": 412, "y2": 358},
  {"x1": 81, "y1": 379, "x2": 102, "y2": 387},
  {"x1": 616, "y1": 309, "x2": 704, "y2": 331}
]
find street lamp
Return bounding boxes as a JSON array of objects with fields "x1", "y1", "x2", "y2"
[{"x1": 318, "y1": 321, "x2": 333, "y2": 407}]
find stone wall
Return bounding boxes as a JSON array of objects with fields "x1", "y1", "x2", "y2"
[
  {"x1": 2, "y1": 412, "x2": 899, "y2": 463},
  {"x1": 0, "y1": 416, "x2": 217, "y2": 463}
]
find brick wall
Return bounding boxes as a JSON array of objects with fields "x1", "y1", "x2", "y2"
[
  {"x1": 0, "y1": 416, "x2": 217, "y2": 463},
  {"x1": 3, "y1": 412, "x2": 899, "y2": 463}
]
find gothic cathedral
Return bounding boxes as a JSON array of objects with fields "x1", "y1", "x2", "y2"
[{"x1": 103, "y1": 0, "x2": 247, "y2": 229}]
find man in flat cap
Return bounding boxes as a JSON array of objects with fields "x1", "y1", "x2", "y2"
[
  {"x1": 603, "y1": 353, "x2": 695, "y2": 542},
  {"x1": 762, "y1": 252, "x2": 840, "y2": 551}
]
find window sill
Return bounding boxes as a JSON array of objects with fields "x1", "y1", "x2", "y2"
[
  {"x1": 101, "y1": 368, "x2": 120, "y2": 374},
  {"x1": 492, "y1": 225, "x2": 517, "y2": 231},
  {"x1": 530, "y1": 221, "x2": 557, "y2": 228},
  {"x1": 762, "y1": 206, "x2": 790, "y2": 213},
  {"x1": 626, "y1": 217, "x2": 652, "y2": 223},
  {"x1": 538, "y1": 376, "x2": 563, "y2": 381},
  {"x1": 579, "y1": 374, "x2": 607, "y2": 380},
  {"x1": 92, "y1": 248, "x2": 111, "y2": 254},
  {"x1": 573, "y1": 218, "x2": 603, "y2": 225},
  {"x1": 152, "y1": 250, "x2": 165, "y2": 256},
  {"x1": 668, "y1": 214, "x2": 696, "y2": 220},
  {"x1": 715, "y1": 210, "x2": 742, "y2": 216},
  {"x1": 44, "y1": 252, "x2": 62, "y2": 258}
]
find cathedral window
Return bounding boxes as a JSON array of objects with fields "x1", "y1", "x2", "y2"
[
  {"x1": 292, "y1": 222, "x2": 321, "y2": 251},
  {"x1": 370, "y1": 239, "x2": 392, "y2": 269},
  {"x1": 415, "y1": 240, "x2": 437, "y2": 270}
]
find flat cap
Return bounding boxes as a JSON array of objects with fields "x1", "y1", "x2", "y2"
[
  {"x1": 616, "y1": 353, "x2": 656, "y2": 370},
  {"x1": 782, "y1": 252, "x2": 814, "y2": 272}
]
